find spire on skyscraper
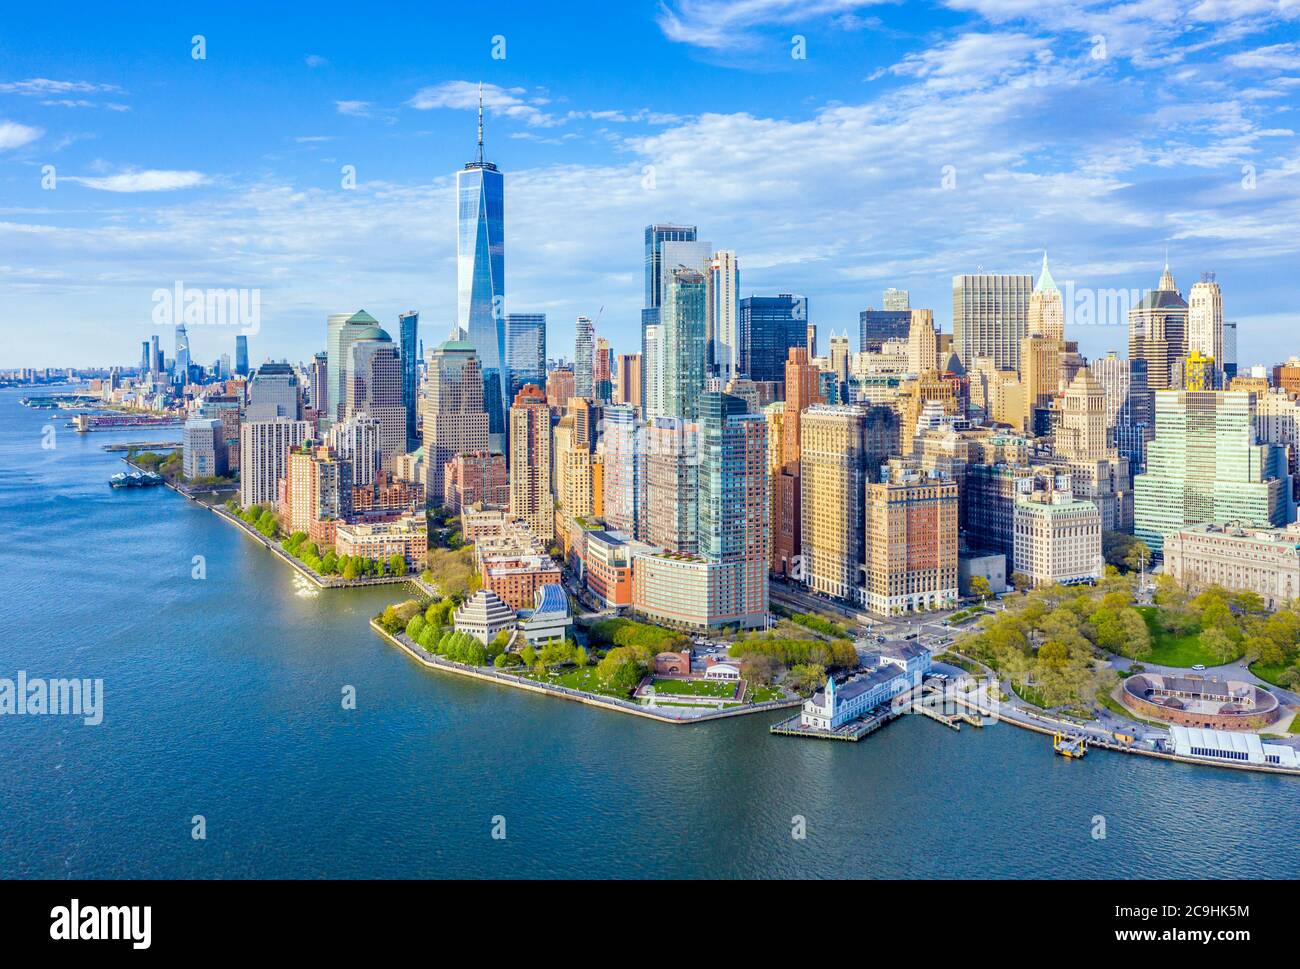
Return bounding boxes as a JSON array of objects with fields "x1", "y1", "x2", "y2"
[
  {"x1": 476, "y1": 81, "x2": 484, "y2": 165},
  {"x1": 1158, "y1": 253, "x2": 1177, "y2": 293},
  {"x1": 1033, "y1": 249, "x2": 1058, "y2": 294}
]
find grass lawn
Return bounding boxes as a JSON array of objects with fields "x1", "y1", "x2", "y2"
[
  {"x1": 649, "y1": 677, "x2": 736, "y2": 698},
  {"x1": 749, "y1": 685, "x2": 783, "y2": 703},
  {"x1": 1134, "y1": 607, "x2": 1242, "y2": 667},
  {"x1": 1249, "y1": 661, "x2": 1293, "y2": 688},
  {"x1": 521, "y1": 665, "x2": 629, "y2": 699},
  {"x1": 1013, "y1": 681, "x2": 1049, "y2": 709}
]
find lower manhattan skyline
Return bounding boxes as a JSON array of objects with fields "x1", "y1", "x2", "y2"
[{"x1": 2, "y1": 1, "x2": 1298, "y2": 369}]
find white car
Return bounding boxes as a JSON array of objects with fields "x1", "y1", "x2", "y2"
[{"x1": 1192, "y1": 664, "x2": 1206, "y2": 672}]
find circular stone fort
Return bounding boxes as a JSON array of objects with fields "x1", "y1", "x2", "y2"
[{"x1": 1121, "y1": 673, "x2": 1280, "y2": 731}]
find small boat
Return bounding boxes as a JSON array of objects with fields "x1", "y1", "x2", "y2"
[
  {"x1": 1052, "y1": 731, "x2": 1088, "y2": 758},
  {"x1": 109, "y1": 470, "x2": 164, "y2": 488}
]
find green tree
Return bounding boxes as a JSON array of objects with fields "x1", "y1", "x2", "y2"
[
  {"x1": 969, "y1": 575, "x2": 993, "y2": 602},
  {"x1": 595, "y1": 646, "x2": 646, "y2": 694},
  {"x1": 1200, "y1": 627, "x2": 1238, "y2": 665}
]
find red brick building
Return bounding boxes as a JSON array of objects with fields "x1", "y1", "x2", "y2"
[{"x1": 444, "y1": 450, "x2": 508, "y2": 512}]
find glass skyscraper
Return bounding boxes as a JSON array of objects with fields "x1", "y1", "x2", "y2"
[
  {"x1": 457, "y1": 106, "x2": 507, "y2": 448},
  {"x1": 642, "y1": 224, "x2": 696, "y2": 405},
  {"x1": 398, "y1": 310, "x2": 419, "y2": 451},
  {"x1": 235, "y1": 334, "x2": 248, "y2": 377},
  {"x1": 738, "y1": 294, "x2": 808, "y2": 383},
  {"x1": 505, "y1": 313, "x2": 546, "y2": 400},
  {"x1": 661, "y1": 266, "x2": 707, "y2": 420}
]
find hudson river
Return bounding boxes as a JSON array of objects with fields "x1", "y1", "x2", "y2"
[{"x1": 2, "y1": 387, "x2": 1297, "y2": 878}]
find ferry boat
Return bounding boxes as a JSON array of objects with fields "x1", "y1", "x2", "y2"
[
  {"x1": 1052, "y1": 731, "x2": 1088, "y2": 759},
  {"x1": 109, "y1": 470, "x2": 164, "y2": 489}
]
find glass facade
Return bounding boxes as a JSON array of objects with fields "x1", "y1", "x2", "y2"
[
  {"x1": 398, "y1": 310, "x2": 419, "y2": 451},
  {"x1": 738, "y1": 295, "x2": 808, "y2": 384},
  {"x1": 505, "y1": 313, "x2": 546, "y2": 401},
  {"x1": 457, "y1": 161, "x2": 507, "y2": 444}
]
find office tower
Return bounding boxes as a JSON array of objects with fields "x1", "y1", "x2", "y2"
[
  {"x1": 829, "y1": 332, "x2": 851, "y2": 382},
  {"x1": 573, "y1": 315, "x2": 595, "y2": 398},
  {"x1": 505, "y1": 312, "x2": 546, "y2": 399},
  {"x1": 308, "y1": 352, "x2": 328, "y2": 422},
  {"x1": 421, "y1": 339, "x2": 490, "y2": 504},
  {"x1": 1014, "y1": 473, "x2": 1104, "y2": 587},
  {"x1": 235, "y1": 334, "x2": 249, "y2": 377},
  {"x1": 545, "y1": 367, "x2": 575, "y2": 409},
  {"x1": 1275, "y1": 357, "x2": 1300, "y2": 397},
  {"x1": 907, "y1": 310, "x2": 937, "y2": 375},
  {"x1": 443, "y1": 450, "x2": 508, "y2": 512},
  {"x1": 660, "y1": 266, "x2": 707, "y2": 420},
  {"x1": 707, "y1": 250, "x2": 740, "y2": 379},
  {"x1": 285, "y1": 443, "x2": 352, "y2": 534},
  {"x1": 643, "y1": 325, "x2": 664, "y2": 420},
  {"x1": 738, "y1": 294, "x2": 809, "y2": 383},
  {"x1": 614, "y1": 353, "x2": 642, "y2": 407},
  {"x1": 1183, "y1": 350, "x2": 1215, "y2": 392},
  {"x1": 1093, "y1": 353, "x2": 1153, "y2": 471},
  {"x1": 239, "y1": 418, "x2": 312, "y2": 508},
  {"x1": 593, "y1": 337, "x2": 612, "y2": 404},
  {"x1": 1128, "y1": 262, "x2": 1188, "y2": 392},
  {"x1": 599, "y1": 405, "x2": 642, "y2": 537},
  {"x1": 139, "y1": 341, "x2": 150, "y2": 373},
  {"x1": 952, "y1": 272, "x2": 1033, "y2": 372},
  {"x1": 326, "y1": 310, "x2": 381, "y2": 431},
  {"x1": 554, "y1": 414, "x2": 601, "y2": 525},
  {"x1": 328, "y1": 415, "x2": 381, "y2": 487},
  {"x1": 345, "y1": 326, "x2": 406, "y2": 468},
  {"x1": 457, "y1": 90, "x2": 508, "y2": 448},
  {"x1": 1134, "y1": 390, "x2": 1293, "y2": 552},
  {"x1": 508, "y1": 384, "x2": 554, "y2": 541},
  {"x1": 799, "y1": 405, "x2": 868, "y2": 599},
  {"x1": 183, "y1": 415, "x2": 226, "y2": 480},
  {"x1": 772, "y1": 347, "x2": 824, "y2": 576},
  {"x1": 863, "y1": 460, "x2": 958, "y2": 615},
  {"x1": 883, "y1": 288, "x2": 910, "y2": 311},
  {"x1": 174, "y1": 324, "x2": 190, "y2": 384},
  {"x1": 859, "y1": 308, "x2": 912, "y2": 354},
  {"x1": 150, "y1": 335, "x2": 162, "y2": 376},
  {"x1": 642, "y1": 224, "x2": 697, "y2": 405},
  {"x1": 1021, "y1": 253, "x2": 1065, "y2": 425},
  {"x1": 806, "y1": 323, "x2": 817, "y2": 358},
  {"x1": 1222, "y1": 322, "x2": 1238, "y2": 380},
  {"x1": 246, "y1": 362, "x2": 301, "y2": 420},
  {"x1": 1188, "y1": 273, "x2": 1223, "y2": 381},
  {"x1": 644, "y1": 417, "x2": 699, "y2": 554},
  {"x1": 698, "y1": 391, "x2": 769, "y2": 628},
  {"x1": 398, "y1": 310, "x2": 419, "y2": 451},
  {"x1": 1056, "y1": 367, "x2": 1110, "y2": 464}
]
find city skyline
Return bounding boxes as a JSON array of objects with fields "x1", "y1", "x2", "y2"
[{"x1": 2, "y1": 1, "x2": 1298, "y2": 369}]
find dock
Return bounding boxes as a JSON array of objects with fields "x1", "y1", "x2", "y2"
[{"x1": 769, "y1": 707, "x2": 897, "y2": 741}]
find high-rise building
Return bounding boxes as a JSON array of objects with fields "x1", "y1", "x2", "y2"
[
  {"x1": 859, "y1": 308, "x2": 912, "y2": 354},
  {"x1": 505, "y1": 313, "x2": 545, "y2": 400},
  {"x1": 246, "y1": 362, "x2": 301, "y2": 421},
  {"x1": 140, "y1": 341, "x2": 151, "y2": 373},
  {"x1": 235, "y1": 334, "x2": 249, "y2": 377},
  {"x1": 573, "y1": 315, "x2": 595, "y2": 398},
  {"x1": 345, "y1": 326, "x2": 406, "y2": 468},
  {"x1": 799, "y1": 404, "x2": 868, "y2": 600},
  {"x1": 150, "y1": 335, "x2": 162, "y2": 377},
  {"x1": 398, "y1": 310, "x2": 419, "y2": 452},
  {"x1": 239, "y1": 418, "x2": 312, "y2": 508},
  {"x1": 1222, "y1": 322, "x2": 1238, "y2": 380},
  {"x1": 1014, "y1": 473, "x2": 1104, "y2": 587},
  {"x1": 1056, "y1": 367, "x2": 1109, "y2": 464},
  {"x1": 1134, "y1": 390, "x2": 1294, "y2": 552},
  {"x1": 643, "y1": 325, "x2": 664, "y2": 420},
  {"x1": 883, "y1": 288, "x2": 910, "y2": 311},
  {"x1": 642, "y1": 223, "x2": 697, "y2": 404},
  {"x1": 952, "y1": 272, "x2": 1033, "y2": 372},
  {"x1": 545, "y1": 367, "x2": 575, "y2": 409},
  {"x1": 697, "y1": 391, "x2": 769, "y2": 629},
  {"x1": 183, "y1": 415, "x2": 226, "y2": 480},
  {"x1": 508, "y1": 384, "x2": 555, "y2": 541},
  {"x1": 772, "y1": 347, "x2": 823, "y2": 576},
  {"x1": 327, "y1": 415, "x2": 381, "y2": 487},
  {"x1": 284, "y1": 443, "x2": 352, "y2": 535},
  {"x1": 660, "y1": 266, "x2": 707, "y2": 420},
  {"x1": 174, "y1": 323, "x2": 191, "y2": 384},
  {"x1": 829, "y1": 332, "x2": 851, "y2": 382},
  {"x1": 739, "y1": 294, "x2": 808, "y2": 383},
  {"x1": 1128, "y1": 263, "x2": 1188, "y2": 392},
  {"x1": 457, "y1": 90, "x2": 508, "y2": 448},
  {"x1": 326, "y1": 310, "x2": 381, "y2": 430},
  {"x1": 1093, "y1": 352, "x2": 1153, "y2": 471},
  {"x1": 1183, "y1": 350, "x2": 1216, "y2": 392},
  {"x1": 862, "y1": 460, "x2": 958, "y2": 615},
  {"x1": 421, "y1": 340, "x2": 490, "y2": 505},
  {"x1": 593, "y1": 336, "x2": 612, "y2": 404},
  {"x1": 599, "y1": 405, "x2": 642, "y2": 538},
  {"x1": 707, "y1": 250, "x2": 740, "y2": 380},
  {"x1": 1188, "y1": 273, "x2": 1223, "y2": 382},
  {"x1": 644, "y1": 416, "x2": 699, "y2": 554},
  {"x1": 444, "y1": 450, "x2": 508, "y2": 512},
  {"x1": 613, "y1": 354, "x2": 642, "y2": 408},
  {"x1": 907, "y1": 310, "x2": 937, "y2": 375},
  {"x1": 307, "y1": 352, "x2": 328, "y2": 422}
]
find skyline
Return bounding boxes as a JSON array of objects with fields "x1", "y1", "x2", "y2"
[{"x1": 2, "y1": 1, "x2": 1299, "y2": 369}]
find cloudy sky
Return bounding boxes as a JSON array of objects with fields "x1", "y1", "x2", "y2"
[{"x1": 1, "y1": 0, "x2": 1298, "y2": 370}]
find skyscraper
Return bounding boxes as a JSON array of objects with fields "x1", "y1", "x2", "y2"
[
  {"x1": 398, "y1": 310, "x2": 419, "y2": 451},
  {"x1": 140, "y1": 341, "x2": 151, "y2": 373},
  {"x1": 174, "y1": 324, "x2": 191, "y2": 384},
  {"x1": 508, "y1": 384, "x2": 554, "y2": 541},
  {"x1": 599, "y1": 405, "x2": 642, "y2": 537},
  {"x1": 235, "y1": 334, "x2": 249, "y2": 377},
  {"x1": 573, "y1": 315, "x2": 595, "y2": 398},
  {"x1": 859, "y1": 308, "x2": 912, "y2": 354},
  {"x1": 738, "y1": 294, "x2": 808, "y2": 383},
  {"x1": 505, "y1": 312, "x2": 545, "y2": 400},
  {"x1": 240, "y1": 418, "x2": 312, "y2": 508},
  {"x1": 1128, "y1": 262, "x2": 1188, "y2": 392},
  {"x1": 246, "y1": 362, "x2": 301, "y2": 421},
  {"x1": 660, "y1": 266, "x2": 708, "y2": 420},
  {"x1": 1188, "y1": 273, "x2": 1223, "y2": 385},
  {"x1": 1134, "y1": 390, "x2": 1293, "y2": 552},
  {"x1": 952, "y1": 272, "x2": 1033, "y2": 372},
  {"x1": 422, "y1": 339, "x2": 490, "y2": 504},
  {"x1": 346, "y1": 326, "x2": 407, "y2": 470},
  {"x1": 799, "y1": 405, "x2": 868, "y2": 599},
  {"x1": 326, "y1": 310, "x2": 381, "y2": 431},
  {"x1": 613, "y1": 353, "x2": 642, "y2": 408},
  {"x1": 309, "y1": 352, "x2": 328, "y2": 423},
  {"x1": 1022, "y1": 253, "x2": 1065, "y2": 423},
  {"x1": 863, "y1": 460, "x2": 959, "y2": 615},
  {"x1": 772, "y1": 347, "x2": 823, "y2": 577},
  {"x1": 644, "y1": 417, "x2": 699, "y2": 554},
  {"x1": 642, "y1": 224, "x2": 697, "y2": 328},
  {"x1": 883, "y1": 288, "x2": 910, "y2": 311},
  {"x1": 707, "y1": 250, "x2": 740, "y2": 380},
  {"x1": 593, "y1": 336, "x2": 612, "y2": 404},
  {"x1": 457, "y1": 87, "x2": 508, "y2": 447}
]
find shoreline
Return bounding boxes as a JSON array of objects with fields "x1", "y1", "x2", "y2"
[{"x1": 370, "y1": 620, "x2": 802, "y2": 726}]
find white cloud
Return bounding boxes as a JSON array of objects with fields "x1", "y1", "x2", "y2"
[
  {"x1": 305, "y1": 54, "x2": 329, "y2": 68},
  {"x1": 1228, "y1": 42, "x2": 1300, "y2": 70},
  {"x1": 0, "y1": 120, "x2": 42, "y2": 150},
  {"x1": 656, "y1": 0, "x2": 895, "y2": 50},
  {"x1": 873, "y1": 32, "x2": 1050, "y2": 90},
  {"x1": 63, "y1": 169, "x2": 209, "y2": 192},
  {"x1": 407, "y1": 81, "x2": 559, "y2": 127}
]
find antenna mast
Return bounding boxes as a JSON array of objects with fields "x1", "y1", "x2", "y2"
[{"x1": 477, "y1": 81, "x2": 484, "y2": 164}]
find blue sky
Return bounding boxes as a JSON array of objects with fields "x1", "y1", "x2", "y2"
[{"x1": 1, "y1": 0, "x2": 1298, "y2": 370}]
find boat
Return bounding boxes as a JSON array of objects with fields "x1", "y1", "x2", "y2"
[
  {"x1": 1052, "y1": 731, "x2": 1088, "y2": 758},
  {"x1": 109, "y1": 470, "x2": 164, "y2": 488}
]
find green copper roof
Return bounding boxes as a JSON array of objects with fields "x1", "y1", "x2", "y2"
[
  {"x1": 347, "y1": 310, "x2": 379, "y2": 325},
  {"x1": 438, "y1": 339, "x2": 478, "y2": 352},
  {"x1": 1033, "y1": 251, "x2": 1058, "y2": 295},
  {"x1": 352, "y1": 325, "x2": 391, "y2": 341}
]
